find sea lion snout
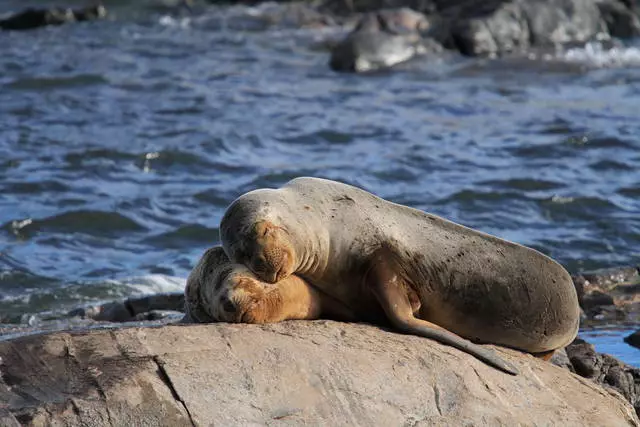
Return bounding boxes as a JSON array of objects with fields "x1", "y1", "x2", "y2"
[
  {"x1": 210, "y1": 273, "x2": 270, "y2": 323},
  {"x1": 245, "y1": 221, "x2": 296, "y2": 283}
]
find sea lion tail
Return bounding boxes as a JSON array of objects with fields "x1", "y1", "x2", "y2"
[{"x1": 397, "y1": 319, "x2": 520, "y2": 375}]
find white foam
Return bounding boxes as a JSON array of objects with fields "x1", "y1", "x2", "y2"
[
  {"x1": 562, "y1": 41, "x2": 640, "y2": 68},
  {"x1": 158, "y1": 15, "x2": 191, "y2": 28},
  {"x1": 110, "y1": 274, "x2": 186, "y2": 296}
]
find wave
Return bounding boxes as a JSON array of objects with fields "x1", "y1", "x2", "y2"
[
  {"x1": 0, "y1": 272, "x2": 186, "y2": 324},
  {"x1": 143, "y1": 224, "x2": 219, "y2": 248},
  {"x1": 2, "y1": 210, "x2": 146, "y2": 239},
  {"x1": 561, "y1": 41, "x2": 640, "y2": 68}
]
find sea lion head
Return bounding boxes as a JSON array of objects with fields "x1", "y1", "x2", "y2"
[
  {"x1": 185, "y1": 246, "x2": 273, "y2": 323},
  {"x1": 220, "y1": 189, "x2": 299, "y2": 284}
]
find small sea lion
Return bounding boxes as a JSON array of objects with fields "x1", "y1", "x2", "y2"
[
  {"x1": 184, "y1": 246, "x2": 355, "y2": 324},
  {"x1": 219, "y1": 177, "x2": 581, "y2": 375}
]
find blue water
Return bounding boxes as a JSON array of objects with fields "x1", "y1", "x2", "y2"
[
  {"x1": 580, "y1": 327, "x2": 640, "y2": 367},
  {"x1": 0, "y1": 1, "x2": 639, "y2": 364}
]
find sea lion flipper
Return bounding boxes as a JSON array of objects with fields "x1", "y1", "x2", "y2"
[
  {"x1": 533, "y1": 350, "x2": 555, "y2": 361},
  {"x1": 395, "y1": 317, "x2": 519, "y2": 375},
  {"x1": 368, "y1": 246, "x2": 519, "y2": 376}
]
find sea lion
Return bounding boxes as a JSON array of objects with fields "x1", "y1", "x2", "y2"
[
  {"x1": 184, "y1": 246, "x2": 356, "y2": 324},
  {"x1": 219, "y1": 177, "x2": 581, "y2": 375}
]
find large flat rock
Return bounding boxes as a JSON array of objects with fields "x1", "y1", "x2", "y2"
[{"x1": 1, "y1": 321, "x2": 638, "y2": 426}]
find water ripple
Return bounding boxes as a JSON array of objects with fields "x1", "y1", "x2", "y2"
[{"x1": 3, "y1": 210, "x2": 146, "y2": 239}]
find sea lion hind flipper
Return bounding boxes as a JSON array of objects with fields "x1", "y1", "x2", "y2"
[
  {"x1": 532, "y1": 349, "x2": 555, "y2": 361},
  {"x1": 367, "y1": 246, "x2": 519, "y2": 376}
]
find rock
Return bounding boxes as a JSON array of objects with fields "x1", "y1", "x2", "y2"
[
  {"x1": 596, "y1": 0, "x2": 640, "y2": 38},
  {"x1": 1, "y1": 321, "x2": 638, "y2": 426},
  {"x1": 565, "y1": 338, "x2": 640, "y2": 417},
  {"x1": 583, "y1": 290, "x2": 616, "y2": 309},
  {"x1": 431, "y1": 0, "x2": 611, "y2": 56},
  {"x1": 0, "y1": 5, "x2": 107, "y2": 31},
  {"x1": 325, "y1": 0, "x2": 640, "y2": 66},
  {"x1": 318, "y1": 0, "x2": 438, "y2": 16},
  {"x1": 572, "y1": 266, "x2": 640, "y2": 322},
  {"x1": 133, "y1": 309, "x2": 184, "y2": 321},
  {"x1": 551, "y1": 347, "x2": 575, "y2": 371},
  {"x1": 448, "y1": 1, "x2": 531, "y2": 56},
  {"x1": 68, "y1": 293, "x2": 185, "y2": 323},
  {"x1": 624, "y1": 330, "x2": 640, "y2": 349},
  {"x1": 574, "y1": 266, "x2": 640, "y2": 292},
  {"x1": 329, "y1": 8, "x2": 442, "y2": 72}
]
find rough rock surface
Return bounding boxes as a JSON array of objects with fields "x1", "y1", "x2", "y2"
[
  {"x1": 565, "y1": 338, "x2": 640, "y2": 417},
  {"x1": 1, "y1": 321, "x2": 638, "y2": 426}
]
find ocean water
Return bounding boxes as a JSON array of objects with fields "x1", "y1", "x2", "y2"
[{"x1": 0, "y1": 1, "x2": 639, "y2": 364}]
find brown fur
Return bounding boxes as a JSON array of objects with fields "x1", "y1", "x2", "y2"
[{"x1": 185, "y1": 247, "x2": 355, "y2": 324}]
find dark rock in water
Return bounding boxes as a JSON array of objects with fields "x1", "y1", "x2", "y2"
[
  {"x1": 566, "y1": 338, "x2": 640, "y2": 417},
  {"x1": 68, "y1": 292, "x2": 185, "y2": 323},
  {"x1": 624, "y1": 330, "x2": 640, "y2": 350},
  {"x1": 0, "y1": 5, "x2": 107, "y2": 31},
  {"x1": 133, "y1": 309, "x2": 184, "y2": 321},
  {"x1": 326, "y1": 0, "x2": 640, "y2": 70},
  {"x1": 319, "y1": 0, "x2": 438, "y2": 16},
  {"x1": 572, "y1": 265, "x2": 640, "y2": 323},
  {"x1": 0, "y1": 322, "x2": 637, "y2": 425},
  {"x1": 430, "y1": 0, "x2": 610, "y2": 56},
  {"x1": 330, "y1": 8, "x2": 442, "y2": 72},
  {"x1": 596, "y1": 0, "x2": 640, "y2": 38},
  {"x1": 582, "y1": 290, "x2": 616, "y2": 310},
  {"x1": 574, "y1": 266, "x2": 640, "y2": 292}
]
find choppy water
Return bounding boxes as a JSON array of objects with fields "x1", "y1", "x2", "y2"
[{"x1": 1, "y1": 1, "x2": 639, "y2": 362}]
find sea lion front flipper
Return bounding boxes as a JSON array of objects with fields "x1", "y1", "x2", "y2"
[
  {"x1": 259, "y1": 276, "x2": 358, "y2": 322},
  {"x1": 367, "y1": 246, "x2": 519, "y2": 376}
]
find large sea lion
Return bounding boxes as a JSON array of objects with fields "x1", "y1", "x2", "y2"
[{"x1": 219, "y1": 177, "x2": 581, "y2": 375}]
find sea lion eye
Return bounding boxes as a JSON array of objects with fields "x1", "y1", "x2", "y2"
[
  {"x1": 232, "y1": 248, "x2": 247, "y2": 263},
  {"x1": 221, "y1": 296, "x2": 236, "y2": 313},
  {"x1": 253, "y1": 256, "x2": 266, "y2": 271}
]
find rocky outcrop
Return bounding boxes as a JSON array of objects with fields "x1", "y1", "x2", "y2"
[
  {"x1": 572, "y1": 266, "x2": 640, "y2": 322},
  {"x1": 428, "y1": 0, "x2": 633, "y2": 57},
  {"x1": 0, "y1": 5, "x2": 107, "y2": 31},
  {"x1": 1, "y1": 321, "x2": 638, "y2": 426},
  {"x1": 329, "y1": 8, "x2": 442, "y2": 72},
  {"x1": 326, "y1": 0, "x2": 640, "y2": 71},
  {"x1": 67, "y1": 293, "x2": 185, "y2": 323},
  {"x1": 565, "y1": 338, "x2": 640, "y2": 417}
]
